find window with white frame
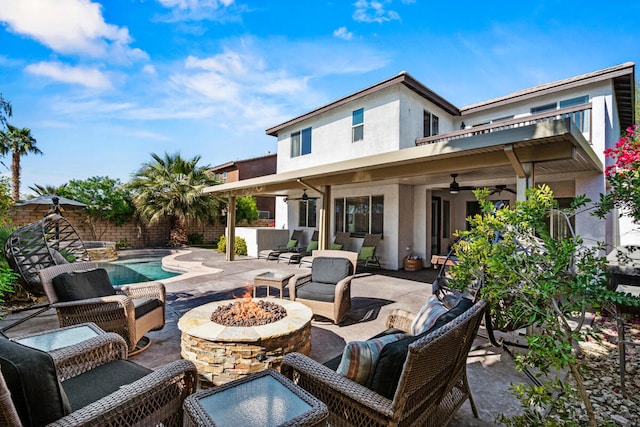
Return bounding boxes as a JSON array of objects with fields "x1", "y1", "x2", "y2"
[
  {"x1": 530, "y1": 96, "x2": 590, "y2": 133},
  {"x1": 291, "y1": 127, "x2": 312, "y2": 157},
  {"x1": 298, "y1": 199, "x2": 317, "y2": 227},
  {"x1": 424, "y1": 110, "x2": 439, "y2": 137},
  {"x1": 352, "y1": 108, "x2": 364, "y2": 142},
  {"x1": 334, "y1": 195, "x2": 384, "y2": 237}
]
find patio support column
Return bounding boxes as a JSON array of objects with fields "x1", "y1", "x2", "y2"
[
  {"x1": 516, "y1": 163, "x2": 534, "y2": 201},
  {"x1": 319, "y1": 186, "x2": 331, "y2": 249},
  {"x1": 226, "y1": 195, "x2": 236, "y2": 261}
]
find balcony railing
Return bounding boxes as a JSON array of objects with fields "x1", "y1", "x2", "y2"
[{"x1": 416, "y1": 103, "x2": 592, "y2": 146}]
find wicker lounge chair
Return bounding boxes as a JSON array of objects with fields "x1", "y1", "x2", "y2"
[
  {"x1": 281, "y1": 299, "x2": 487, "y2": 426},
  {"x1": 0, "y1": 331, "x2": 197, "y2": 427},
  {"x1": 258, "y1": 229, "x2": 305, "y2": 261},
  {"x1": 38, "y1": 261, "x2": 166, "y2": 353},
  {"x1": 288, "y1": 251, "x2": 358, "y2": 324}
]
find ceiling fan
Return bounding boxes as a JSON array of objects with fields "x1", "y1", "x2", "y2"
[
  {"x1": 283, "y1": 189, "x2": 319, "y2": 203},
  {"x1": 448, "y1": 174, "x2": 516, "y2": 195}
]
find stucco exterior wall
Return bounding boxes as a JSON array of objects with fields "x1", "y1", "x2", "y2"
[{"x1": 276, "y1": 86, "x2": 402, "y2": 173}]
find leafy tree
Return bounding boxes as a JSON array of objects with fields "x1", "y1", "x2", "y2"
[
  {"x1": 127, "y1": 152, "x2": 221, "y2": 247},
  {"x1": 0, "y1": 125, "x2": 42, "y2": 200},
  {"x1": 0, "y1": 177, "x2": 17, "y2": 304},
  {"x1": 58, "y1": 176, "x2": 135, "y2": 240},
  {"x1": 448, "y1": 186, "x2": 637, "y2": 426},
  {"x1": 27, "y1": 183, "x2": 68, "y2": 196},
  {"x1": 236, "y1": 196, "x2": 259, "y2": 223},
  {"x1": 0, "y1": 93, "x2": 11, "y2": 129}
]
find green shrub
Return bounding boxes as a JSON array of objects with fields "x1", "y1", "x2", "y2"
[
  {"x1": 187, "y1": 233, "x2": 204, "y2": 245},
  {"x1": 116, "y1": 238, "x2": 131, "y2": 249},
  {"x1": 216, "y1": 235, "x2": 248, "y2": 255}
]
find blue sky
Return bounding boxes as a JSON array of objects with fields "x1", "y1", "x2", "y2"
[{"x1": 0, "y1": 0, "x2": 638, "y2": 198}]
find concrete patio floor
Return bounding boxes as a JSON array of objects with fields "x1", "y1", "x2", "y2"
[{"x1": 0, "y1": 248, "x2": 529, "y2": 426}]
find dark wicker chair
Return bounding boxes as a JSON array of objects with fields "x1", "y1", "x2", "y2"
[
  {"x1": 38, "y1": 261, "x2": 166, "y2": 353},
  {"x1": 0, "y1": 331, "x2": 197, "y2": 427},
  {"x1": 288, "y1": 251, "x2": 358, "y2": 324},
  {"x1": 281, "y1": 300, "x2": 487, "y2": 426}
]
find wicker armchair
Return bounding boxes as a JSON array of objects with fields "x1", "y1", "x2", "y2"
[
  {"x1": 288, "y1": 251, "x2": 358, "y2": 324},
  {"x1": 281, "y1": 300, "x2": 487, "y2": 426},
  {"x1": 0, "y1": 332, "x2": 197, "y2": 427},
  {"x1": 38, "y1": 262, "x2": 166, "y2": 353}
]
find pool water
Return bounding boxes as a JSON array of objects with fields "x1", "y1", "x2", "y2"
[{"x1": 99, "y1": 258, "x2": 181, "y2": 286}]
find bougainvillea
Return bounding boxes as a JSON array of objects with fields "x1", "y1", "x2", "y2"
[{"x1": 595, "y1": 125, "x2": 640, "y2": 223}]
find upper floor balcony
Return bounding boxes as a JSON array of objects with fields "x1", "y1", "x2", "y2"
[{"x1": 416, "y1": 103, "x2": 592, "y2": 147}]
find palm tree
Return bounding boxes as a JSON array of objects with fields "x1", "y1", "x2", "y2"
[
  {"x1": 0, "y1": 125, "x2": 42, "y2": 201},
  {"x1": 27, "y1": 183, "x2": 68, "y2": 196},
  {"x1": 127, "y1": 152, "x2": 221, "y2": 246},
  {"x1": 0, "y1": 93, "x2": 11, "y2": 128}
]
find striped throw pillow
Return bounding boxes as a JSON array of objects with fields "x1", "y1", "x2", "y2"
[
  {"x1": 410, "y1": 296, "x2": 448, "y2": 335},
  {"x1": 336, "y1": 333, "x2": 407, "y2": 385}
]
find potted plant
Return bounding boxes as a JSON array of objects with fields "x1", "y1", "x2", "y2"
[{"x1": 448, "y1": 185, "x2": 637, "y2": 426}]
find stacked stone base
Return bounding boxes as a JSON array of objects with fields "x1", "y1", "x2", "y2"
[{"x1": 181, "y1": 322, "x2": 311, "y2": 385}]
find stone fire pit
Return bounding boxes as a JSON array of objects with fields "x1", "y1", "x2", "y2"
[{"x1": 178, "y1": 298, "x2": 312, "y2": 385}]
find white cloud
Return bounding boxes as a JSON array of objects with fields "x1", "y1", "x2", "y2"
[
  {"x1": 353, "y1": 0, "x2": 400, "y2": 24},
  {"x1": 156, "y1": 0, "x2": 234, "y2": 11},
  {"x1": 0, "y1": 0, "x2": 146, "y2": 61},
  {"x1": 25, "y1": 61, "x2": 113, "y2": 89},
  {"x1": 154, "y1": 0, "x2": 240, "y2": 22},
  {"x1": 333, "y1": 26, "x2": 353, "y2": 40},
  {"x1": 142, "y1": 64, "x2": 158, "y2": 76}
]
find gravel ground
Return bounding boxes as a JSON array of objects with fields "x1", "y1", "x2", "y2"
[{"x1": 567, "y1": 313, "x2": 639, "y2": 426}]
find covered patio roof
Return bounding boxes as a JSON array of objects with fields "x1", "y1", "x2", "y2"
[{"x1": 203, "y1": 118, "x2": 602, "y2": 199}]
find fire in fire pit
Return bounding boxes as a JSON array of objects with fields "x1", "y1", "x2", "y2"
[{"x1": 210, "y1": 297, "x2": 287, "y2": 327}]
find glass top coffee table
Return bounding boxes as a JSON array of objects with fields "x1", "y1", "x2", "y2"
[
  {"x1": 253, "y1": 271, "x2": 294, "y2": 298},
  {"x1": 183, "y1": 369, "x2": 327, "y2": 426},
  {"x1": 13, "y1": 322, "x2": 104, "y2": 352}
]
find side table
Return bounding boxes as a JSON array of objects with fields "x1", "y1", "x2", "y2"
[
  {"x1": 183, "y1": 369, "x2": 328, "y2": 426},
  {"x1": 12, "y1": 322, "x2": 105, "y2": 352},
  {"x1": 253, "y1": 271, "x2": 294, "y2": 298}
]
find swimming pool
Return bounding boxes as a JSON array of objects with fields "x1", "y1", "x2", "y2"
[{"x1": 99, "y1": 258, "x2": 181, "y2": 286}]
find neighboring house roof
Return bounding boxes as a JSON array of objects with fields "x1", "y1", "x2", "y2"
[
  {"x1": 265, "y1": 71, "x2": 460, "y2": 136},
  {"x1": 210, "y1": 153, "x2": 277, "y2": 172}
]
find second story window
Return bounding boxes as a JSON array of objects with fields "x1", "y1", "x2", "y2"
[
  {"x1": 424, "y1": 110, "x2": 439, "y2": 137},
  {"x1": 352, "y1": 108, "x2": 364, "y2": 142},
  {"x1": 291, "y1": 127, "x2": 312, "y2": 157}
]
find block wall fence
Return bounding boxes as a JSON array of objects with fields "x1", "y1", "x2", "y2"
[{"x1": 8, "y1": 206, "x2": 240, "y2": 248}]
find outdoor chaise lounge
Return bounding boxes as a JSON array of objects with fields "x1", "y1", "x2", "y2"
[
  {"x1": 357, "y1": 233, "x2": 382, "y2": 269},
  {"x1": 299, "y1": 232, "x2": 350, "y2": 268},
  {"x1": 288, "y1": 251, "x2": 358, "y2": 324},
  {"x1": 258, "y1": 229, "x2": 304, "y2": 261},
  {"x1": 38, "y1": 261, "x2": 166, "y2": 353},
  {"x1": 281, "y1": 298, "x2": 487, "y2": 426},
  {"x1": 278, "y1": 230, "x2": 319, "y2": 264},
  {"x1": 0, "y1": 329, "x2": 197, "y2": 426}
]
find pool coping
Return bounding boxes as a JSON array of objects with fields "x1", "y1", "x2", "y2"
[{"x1": 159, "y1": 249, "x2": 222, "y2": 283}]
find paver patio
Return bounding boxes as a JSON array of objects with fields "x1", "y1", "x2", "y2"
[{"x1": 0, "y1": 248, "x2": 529, "y2": 426}]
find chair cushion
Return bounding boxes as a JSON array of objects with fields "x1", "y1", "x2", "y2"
[
  {"x1": 0, "y1": 336, "x2": 71, "y2": 426},
  {"x1": 336, "y1": 333, "x2": 407, "y2": 385},
  {"x1": 133, "y1": 297, "x2": 163, "y2": 318},
  {"x1": 307, "y1": 240, "x2": 319, "y2": 251},
  {"x1": 286, "y1": 239, "x2": 298, "y2": 249},
  {"x1": 296, "y1": 282, "x2": 337, "y2": 302},
  {"x1": 330, "y1": 243, "x2": 343, "y2": 250},
  {"x1": 53, "y1": 268, "x2": 116, "y2": 302},
  {"x1": 62, "y1": 359, "x2": 153, "y2": 411},
  {"x1": 410, "y1": 296, "x2": 448, "y2": 335},
  {"x1": 311, "y1": 257, "x2": 353, "y2": 284},
  {"x1": 358, "y1": 246, "x2": 375, "y2": 261}
]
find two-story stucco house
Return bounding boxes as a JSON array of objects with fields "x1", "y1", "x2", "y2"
[{"x1": 205, "y1": 62, "x2": 635, "y2": 270}]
